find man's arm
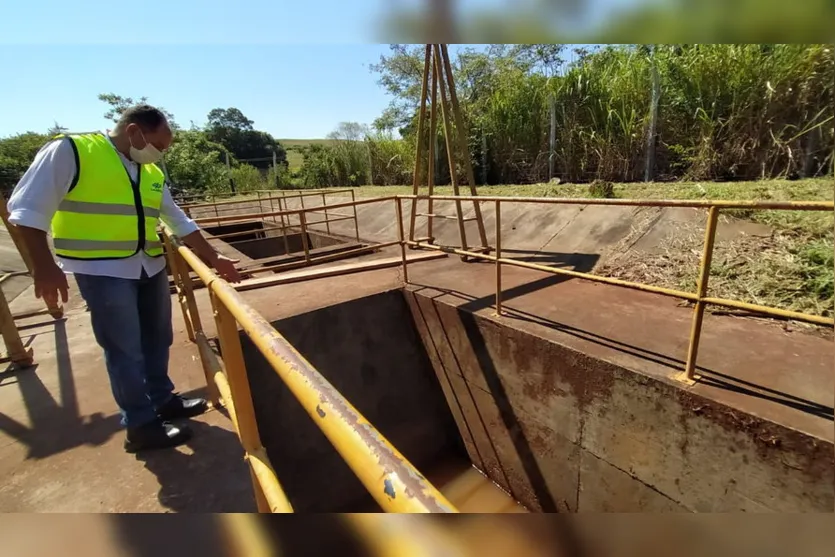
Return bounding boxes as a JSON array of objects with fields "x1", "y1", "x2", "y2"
[
  {"x1": 159, "y1": 187, "x2": 242, "y2": 282},
  {"x1": 7, "y1": 139, "x2": 74, "y2": 305}
]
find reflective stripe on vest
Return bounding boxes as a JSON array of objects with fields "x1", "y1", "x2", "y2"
[
  {"x1": 53, "y1": 238, "x2": 164, "y2": 252},
  {"x1": 50, "y1": 133, "x2": 166, "y2": 260},
  {"x1": 57, "y1": 199, "x2": 161, "y2": 219}
]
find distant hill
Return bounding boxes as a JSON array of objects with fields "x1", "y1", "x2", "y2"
[{"x1": 278, "y1": 139, "x2": 332, "y2": 171}]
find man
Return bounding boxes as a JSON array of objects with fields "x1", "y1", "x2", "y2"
[{"x1": 7, "y1": 104, "x2": 241, "y2": 452}]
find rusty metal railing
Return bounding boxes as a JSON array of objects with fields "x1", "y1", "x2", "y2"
[
  {"x1": 191, "y1": 196, "x2": 395, "y2": 278},
  {"x1": 163, "y1": 223, "x2": 458, "y2": 514},
  {"x1": 401, "y1": 194, "x2": 835, "y2": 379},
  {"x1": 183, "y1": 189, "x2": 360, "y2": 243}
]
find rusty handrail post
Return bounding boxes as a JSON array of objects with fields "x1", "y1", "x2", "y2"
[
  {"x1": 322, "y1": 192, "x2": 331, "y2": 234},
  {"x1": 164, "y1": 229, "x2": 218, "y2": 403},
  {"x1": 396, "y1": 198, "x2": 408, "y2": 284},
  {"x1": 212, "y1": 290, "x2": 272, "y2": 513},
  {"x1": 163, "y1": 234, "x2": 195, "y2": 342},
  {"x1": 685, "y1": 207, "x2": 720, "y2": 380},
  {"x1": 495, "y1": 200, "x2": 502, "y2": 316},
  {"x1": 1, "y1": 197, "x2": 62, "y2": 318},
  {"x1": 351, "y1": 189, "x2": 361, "y2": 242},
  {"x1": 299, "y1": 210, "x2": 311, "y2": 263},
  {"x1": 277, "y1": 197, "x2": 291, "y2": 255},
  {"x1": 0, "y1": 287, "x2": 32, "y2": 367}
]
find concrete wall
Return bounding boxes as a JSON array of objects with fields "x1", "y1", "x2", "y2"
[
  {"x1": 405, "y1": 291, "x2": 835, "y2": 512},
  {"x1": 241, "y1": 290, "x2": 463, "y2": 512}
]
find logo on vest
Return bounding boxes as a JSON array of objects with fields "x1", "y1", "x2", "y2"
[{"x1": 151, "y1": 182, "x2": 163, "y2": 192}]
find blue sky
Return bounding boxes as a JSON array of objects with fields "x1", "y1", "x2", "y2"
[
  {"x1": 1, "y1": 44, "x2": 396, "y2": 138},
  {"x1": 0, "y1": 0, "x2": 630, "y2": 138}
]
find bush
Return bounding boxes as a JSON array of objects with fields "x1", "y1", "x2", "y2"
[
  {"x1": 229, "y1": 164, "x2": 263, "y2": 193},
  {"x1": 589, "y1": 179, "x2": 615, "y2": 198}
]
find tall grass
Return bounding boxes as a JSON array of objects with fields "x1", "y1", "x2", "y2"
[
  {"x1": 468, "y1": 44, "x2": 834, "y2": 185},
  {"x1": 291, "y1": 45, "x2": 832, "y2": 189}
]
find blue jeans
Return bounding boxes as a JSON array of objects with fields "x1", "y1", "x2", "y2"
[{"x1": 75, "y1": 269, "x2": 174, "y2": 428}]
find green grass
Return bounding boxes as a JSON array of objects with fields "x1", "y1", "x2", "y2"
[
  {"x1": 278, "y1": 139, "x2": 334, "y2": 173},
  {"x1": 342, "y1": 178, "x2": 834, "y2": 203}
]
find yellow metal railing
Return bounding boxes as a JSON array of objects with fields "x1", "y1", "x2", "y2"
[
  {"x1": 163, "y1": 225, "x2": 458, "y2": 514},
  {"x1": 401, "y1": 194, "x2": 835, "y2": 379},
  {"x1": 184, "y1": 195, "x2": 395, "y2": 279},
  {"x1": 182, "y1": 188, "x2": 361, "y2": 244}
]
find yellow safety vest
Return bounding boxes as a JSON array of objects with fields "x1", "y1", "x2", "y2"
[{"x1": 50, "y1": 133, "x2": 165, "y2": 260}]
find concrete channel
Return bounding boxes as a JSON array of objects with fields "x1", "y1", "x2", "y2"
[
  {"x1": 239, "y1": 284, "x2": 833, "y2": 512},
  {"x1": 190, "y1": 193, "x2": 834, "y2": 513}
]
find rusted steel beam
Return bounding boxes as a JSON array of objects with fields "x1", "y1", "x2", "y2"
[{"x1": 194, "y1": 196, "x2": 397, "y2": 226}]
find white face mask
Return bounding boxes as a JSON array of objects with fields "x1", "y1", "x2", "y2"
[{"x1": 129, "y1": 130, "x2": 163, "y2": 164}]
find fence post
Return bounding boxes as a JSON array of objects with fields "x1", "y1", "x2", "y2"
[
  {"x1": 644, "y1": 47, "x2": 660, "y2": 182},
  {"x1": 212, "y1": 290, "x2": 270, "y2": 512},
  {"x1": 321, "y1": 192, "x2": 331, "y2": 235},
  {"x1": 350, "y1": 190, "x2": 361, "y2": 242},
  {"x1": 684, "y1": 207, "x2": 719, "y2": 380},
  {"x1": 299, "y1": 211, "x2": 311, "y2": 264},
  {"x1": 548, "y1": 94, "x2": 556, "y2": 182}
]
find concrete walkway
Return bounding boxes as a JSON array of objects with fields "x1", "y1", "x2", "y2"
[{"x1": 0, "y1": 281, "x2": 255, "y2": 512}]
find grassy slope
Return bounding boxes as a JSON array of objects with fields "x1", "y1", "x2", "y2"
[{"x1": 278, "y1": 139, "x2": 334, "y2": 173}]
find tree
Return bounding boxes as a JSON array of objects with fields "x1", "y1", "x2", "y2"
[
  {"x1": 369, "y1": 44, "x2": 427, "y2": 133},
  {"x1": 206, "y1": 108, "x2": 254, "y2": 131},
  {"x1": 97, "y1": 93, "x2": 178, "y2": 128},
  {"x1": 204, "y1": 107, "x2": 286, "y2": 169},
  {"x1": 163, "y1": 130, "x2": 231, "y2": 194},
  {"x1": 0, "y1": 132, "x2": 50, "y2": 193}
]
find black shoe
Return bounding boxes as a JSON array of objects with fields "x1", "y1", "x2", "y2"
[
  {"x1": 157, "y1": 394, "x2": 209, "y2": 421},
  {"x1": 124, "y1": 420, "x2": 192, "y2": 453}
]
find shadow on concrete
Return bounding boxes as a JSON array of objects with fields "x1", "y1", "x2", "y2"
[
  {"x1": 406, "y1": 252, "x2": 600, "y2": 512},
  {"x1": 0, "y1": 319, "x2": 123, "y2": 459},
  {"x1": 108, "y1": 514, "x2": 227, "y2": 557},
  {"x1": 133, "y1": 414, "x2": 256, "y2": 513},
  {"x1": 409, "y1": 298, "x2": 495, "y2": 485},
  {"x1": 500, "y1": 249, "x2": 600, "y2": 269}
]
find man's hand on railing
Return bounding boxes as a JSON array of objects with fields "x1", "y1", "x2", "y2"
[
  {"x1": 210, "y1": 254, "x2": 242, "y2": 283},
  {"x1": 179, "y1": 229, "x2": 243, "y2": 283}
]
